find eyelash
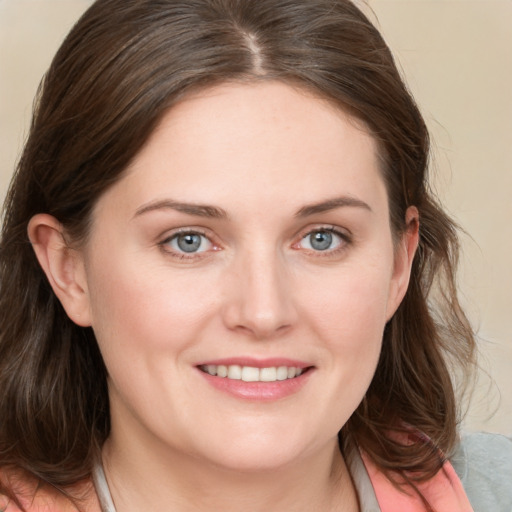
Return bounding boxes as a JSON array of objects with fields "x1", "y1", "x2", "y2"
[
  {"x1": 158, "y1": 225, "x2": 352, "y2": 260},
  {"x1": 293, "y1": 226, "x2": 352, "y2": 257},
  {"x1": 159, "y1": 229, "x2": 217, "y2": 260}
]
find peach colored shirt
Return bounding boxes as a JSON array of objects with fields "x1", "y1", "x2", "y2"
[
  {"x1": 1, "y1": 447, "x2": 474, "y2": 512},
  {"x1": 361, "y1": 450, "x2": 473, "y2": 512}
]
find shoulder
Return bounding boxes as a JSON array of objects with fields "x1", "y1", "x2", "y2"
[
  {"x1": 0, "y1": 467, "x2": 101, "y2": 512},
  {"x1": 450, "y1": 431, "x2": 512, "y2": 512}
]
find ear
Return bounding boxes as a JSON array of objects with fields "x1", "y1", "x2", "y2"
[
  {"x1": 28, "y1": 214, "x2": 92, "y2": 327},
  {"x1": 385, "y1": 206, "x2": 420, "y2": 321}
]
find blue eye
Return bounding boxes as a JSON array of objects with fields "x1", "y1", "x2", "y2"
[
  {"x1": 166, "y1": 232, "x2": 212, "y2": 254},
  {"x1": 299, "y1": 229, "x2": 344, "y2": 251}
]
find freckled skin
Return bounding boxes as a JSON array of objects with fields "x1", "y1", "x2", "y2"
[{"x1": 67, "y1": 82, "x2": 416, "y2": 510}]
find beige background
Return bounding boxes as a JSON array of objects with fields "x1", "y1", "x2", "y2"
[{"x1": 1, "y1": 0, "x2": 511, "y2": 435}]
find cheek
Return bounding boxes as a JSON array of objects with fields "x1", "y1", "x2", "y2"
[
  {"x1": 298, "y1": 254, "x2": 394, "y2": 396},
  {"x1": 85, "y1": 253, "x2": 218, "y2": 360},
  {"x1": 303, "y1": 260, "x2": 393, "y2": 343},
  {"x1": 322, "y1": 282, "x2": 387, "y2": 378},
  {"x1": 302, "y1": 261, "x2": 392, "y2": 413},
  {"x1": 84, "y1": 257, "x2": 221, "y2": 425}
]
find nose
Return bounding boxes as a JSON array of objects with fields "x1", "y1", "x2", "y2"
[{"x1": 221, "y1": 248, "x2": 298, "y2": 339}]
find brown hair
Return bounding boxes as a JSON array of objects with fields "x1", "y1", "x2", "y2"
[{"x1": 0, "y1": 0, "x2": 475, "y2": 505}]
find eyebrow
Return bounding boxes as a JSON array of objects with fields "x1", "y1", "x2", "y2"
[
  {"x1": 134, "y1": 199, "x2": 228, "y2": 219},
  {"x1": 294, "y1": 196, "x2": 372, "y2": 217},
  {"x1": 133, "y1": 195, "x2": 371, "y2": 221}
]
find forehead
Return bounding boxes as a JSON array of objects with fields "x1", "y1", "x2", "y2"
[{"x1": 94, "y1": 81, "x2": 387, "y2": 220}]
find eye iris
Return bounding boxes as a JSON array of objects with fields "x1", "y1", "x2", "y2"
[
  {"x1": 177, "y1": 234, "x2": 202, "y2": 253},
  {"x1": 310, "y1": 231, "x2": 332, "y2": 251}
]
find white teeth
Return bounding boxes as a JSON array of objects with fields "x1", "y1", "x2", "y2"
[
  {"x1": 227, "y1": 365, "x2": 242, "y2": 380},
  {"x1": 260, "y1": 367, "x2": 277, "y2": 382},
  {"x1": 201, "y1": 364, "x2": 305, "y2": 382},
  {"x1": 217, "y1": 365, "x2": 228, "y2": 378},
  {"x1": 241, "y1": 366, "x2": 260, "y2": 382},
  {"x1": 276, "y1": 366, "x2": 288, "y2": 381}
]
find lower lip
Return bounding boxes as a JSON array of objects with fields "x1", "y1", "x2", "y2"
[{"x1": 197, "y1": 368, "x2": 313, "y2": 401}]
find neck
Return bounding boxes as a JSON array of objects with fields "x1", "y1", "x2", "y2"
[{"x1": 101, "y1": 434, "x2": 359, "y2": 512}]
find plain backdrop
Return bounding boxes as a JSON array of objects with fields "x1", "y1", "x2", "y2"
[{"x1": 1, "y1": 0, "x2": 511, "y2": 435}]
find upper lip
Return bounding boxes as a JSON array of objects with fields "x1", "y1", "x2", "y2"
[{"x1": 196, "y1": 357, "x2": 312, "y2": 369}]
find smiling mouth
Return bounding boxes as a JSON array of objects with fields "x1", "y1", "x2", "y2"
[{"x1": 198, "y1": 364, "x2": 309, "y2": 382}]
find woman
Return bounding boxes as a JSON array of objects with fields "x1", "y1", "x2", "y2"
[{"x1": 0, "y1": 0, "x2": 510, "y2": 511}]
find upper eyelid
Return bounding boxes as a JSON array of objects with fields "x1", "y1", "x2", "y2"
[
  {"x1": 293, "y1": 226, "x2": 353, "y2": 254},
  {"x1": 156, "y1": 224, "x2": 352, "y2": 248},
  {"x1": 159, "y1": 228, "x2": 215, "y2": 247},
  {"x1": 299, "y1": 229, "x2": 349, "y2": 244},
  {"x1": 160, "y1": 227, "x2": 213, "y2": 242},
  {"x1": 296, "y1": 224, "x2": 352, "y2": 240},
  {"x1": 158, "y1": 230, "x2": 217, "y2": 259}
]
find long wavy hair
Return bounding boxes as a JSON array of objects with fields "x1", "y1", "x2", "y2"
[{"x1": 0, "y1": 0, "x2": 475, "y2": 506}]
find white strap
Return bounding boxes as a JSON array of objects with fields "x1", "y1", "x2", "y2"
[{"x1": 92, "y1": 463, "x2": 117, "y2": 512}]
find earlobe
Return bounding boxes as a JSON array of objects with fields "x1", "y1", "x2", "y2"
[
  {"x1": 27, "y1": 214, "x2": 92, "y2": 327},
  {"x1": 386, "y1": 206, "x2": 420, "y2": 321}
]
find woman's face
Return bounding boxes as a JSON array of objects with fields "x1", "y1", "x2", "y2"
[{"x1": 75, "y1": 82, "x2": 416, "y2": 471}]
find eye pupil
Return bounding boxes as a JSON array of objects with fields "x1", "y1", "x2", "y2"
[
  {"x1": 310, "y1": 231, "x2": 332, "y2": 251},
  {"x1": 177, "y1": 234, "x2": 202, "y2": 253}
]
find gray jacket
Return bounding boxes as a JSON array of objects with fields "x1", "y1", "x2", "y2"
[
  {"x1": 451, "y1": 432, "x2": 512, "y2": 512},
  {"x1": 348, "y1": 431, "x2": 512, "y2": 512}
]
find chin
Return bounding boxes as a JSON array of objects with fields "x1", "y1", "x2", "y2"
[
  {"x1": 208, "y1": 448, "x2": 304, "y2": 474},
  {"x1": 190, "y1": 427, "x2": 331, "y2": 474}
]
